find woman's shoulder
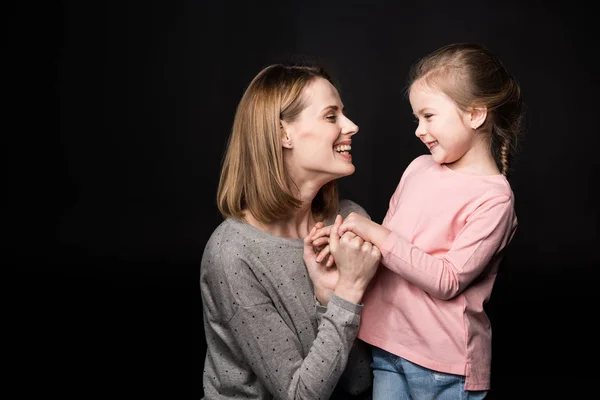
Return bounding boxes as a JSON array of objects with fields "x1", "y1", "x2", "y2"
[
  {"x1": 335, "y1": 199, "x2": 370, "y2": 220},
  {"x1": 201, "y1": 218, "x2": 248, "y2": 262},
  {"x1": 200, "y1": 218, "x2": 262, "y2": 292}
]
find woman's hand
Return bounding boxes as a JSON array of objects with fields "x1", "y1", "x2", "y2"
[
  {"x1": 304, "y1": 222, "x2": 339, "y2": 306},
  {"x1": 310, "y1": 223, "x2": 335, "y2": 266},
  {"x1": 311, "y1": 212, "x2": 391, "y2": 265},
  {"x1": 329, "y1": 215, "x2": 382, "y2": 304}
]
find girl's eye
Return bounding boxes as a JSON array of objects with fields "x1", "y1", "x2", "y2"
[
  {"x1": 424, "y1": 114, "x2": 433, "y2": 119},
  {"x1": 326, "y1": 115, "x2": 337, "y2": 122}
]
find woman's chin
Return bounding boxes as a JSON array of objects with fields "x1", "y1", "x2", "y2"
[{"x1": 335, "y1": 164, "x2": 355, "y2": 178}]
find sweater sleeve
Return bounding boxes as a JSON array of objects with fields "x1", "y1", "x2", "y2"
[
  {"x1": 315, "y1": 301, "x2": 372, "y2": 397},
  {"x1": 228, "y1": 292, "x2": 364, "y2": 400},
  {"x1": 380, "y1": 195, "x2": 517, "y2": 300},
  {"x1": 314, "y1": 200, "x2": 373, "y2": 396}
]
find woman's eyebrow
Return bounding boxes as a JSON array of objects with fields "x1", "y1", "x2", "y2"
[{"x1": 321, "y1": 105, "x2": 339, "y2": 113}]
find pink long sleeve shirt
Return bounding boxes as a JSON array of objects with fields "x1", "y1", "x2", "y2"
[{"x1": 357, "y1": 154, "x2": 518, "y2": 391}]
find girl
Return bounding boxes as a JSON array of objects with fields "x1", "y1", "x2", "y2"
[{"x1": 311, "y1": 43, "x2": 524, "y2": 399}]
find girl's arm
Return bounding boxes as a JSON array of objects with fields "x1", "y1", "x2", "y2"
[{"x1": 341, "y1": 195, "x2": 517, "y2": 300}]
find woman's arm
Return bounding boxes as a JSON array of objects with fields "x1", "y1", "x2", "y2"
[
  {"x1": 227, "y1": 292, "x2": 365, "y2": 399},
  {"x1": 203, "y1": 248, "x2": 374, "y2": 399}
]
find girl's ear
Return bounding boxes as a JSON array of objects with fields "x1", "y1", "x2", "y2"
[{"x1": 470, "y1": 106, "x2": 488, "y2": 130}]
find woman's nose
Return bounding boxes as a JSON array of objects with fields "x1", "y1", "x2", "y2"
[{"x1": 343, "y1": 117, "x2": 359, "y2": 136}]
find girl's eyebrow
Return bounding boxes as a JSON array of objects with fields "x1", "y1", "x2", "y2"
[{"x1": 414, "y1": 107, "x2": 433, "y2": 116}]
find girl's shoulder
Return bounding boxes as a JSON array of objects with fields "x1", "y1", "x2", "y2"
[{"x1": 405, "y1": 154, "x2": 435, "y2": 175}]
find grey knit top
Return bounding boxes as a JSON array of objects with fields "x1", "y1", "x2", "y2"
[{"x1": 200, "y1": 200, "x2": 373, "y2": 399}]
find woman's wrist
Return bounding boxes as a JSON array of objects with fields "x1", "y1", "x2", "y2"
[
  {"x1": 315, "y1": 288, "x2": 333, "y2": 306},
  {"x1": 334, "y1": 281, "x2": 366, "y2": 305}
]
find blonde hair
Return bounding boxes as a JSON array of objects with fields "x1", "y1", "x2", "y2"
[
  {"x1": 217, "y1": 63, "x2": 339, "y2": 223},
  {"x1": 406, "y1": 43, "x2": 524, "y2": 178}
]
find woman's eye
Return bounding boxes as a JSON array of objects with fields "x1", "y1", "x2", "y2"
[
  {"x1": 326, "y1": 115, "x2": 337, "y2": 122},
  {"x1": 424, "y1": 114, "x2": 433, "y2": 119}
]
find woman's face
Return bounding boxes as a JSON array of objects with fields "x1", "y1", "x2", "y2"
[{"x1": 281, "y1": 77, "x2": 359, "y2": 186}]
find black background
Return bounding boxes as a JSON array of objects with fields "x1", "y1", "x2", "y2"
[{"x1": 7, "y1": 1, "x2": 598, "y2": 398}]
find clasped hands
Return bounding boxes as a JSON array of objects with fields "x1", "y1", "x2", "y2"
[{"x1": 303, "y1": 212, "x2": 390, "y2": 305}]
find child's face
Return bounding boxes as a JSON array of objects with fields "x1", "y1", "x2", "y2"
[
  {"x1": 281, "y1": 77, "x2": 359, "y2": 185},
  {"x1": 409, "y1": 80, "x2": 475, "y2": 166}
]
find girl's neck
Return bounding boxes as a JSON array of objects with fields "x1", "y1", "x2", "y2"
[{"x1": 446, "y1": 138, "x2": 501, "y2": 176}]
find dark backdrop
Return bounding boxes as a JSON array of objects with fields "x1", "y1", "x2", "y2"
[{"x1": 7, "y1": 1, "x2": 597, "y2": 398}]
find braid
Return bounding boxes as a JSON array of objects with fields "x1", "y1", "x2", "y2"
[
  {"x1": 492, "y1": 76, "x2": 523, "y2": 180},
  {"x1": 499, "y1": 137, "x2": 511, "y2": 178}
]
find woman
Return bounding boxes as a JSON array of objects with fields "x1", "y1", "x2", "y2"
[{"x1": 200, "y1": 62, "x2": 380, "y2": 399}]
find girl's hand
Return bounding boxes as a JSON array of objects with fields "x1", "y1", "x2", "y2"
[{"x1": 338, "y1": 212, "x2": 391, "y2": 248}]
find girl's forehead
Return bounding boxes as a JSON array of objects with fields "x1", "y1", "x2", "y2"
[
  {"x1": 410, "y1": 81, "x2": 452, "y2": 102},
  {"x1": 410, "y1": 79, "x2": 440, "y2": 96}
]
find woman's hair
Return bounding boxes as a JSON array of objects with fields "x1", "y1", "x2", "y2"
[
  {"x1": 406, "y1": 43, "x2": 524, "y2": 178},
  {"x1": 217, "y1": 63, "x2": 339, "y2": 223}
]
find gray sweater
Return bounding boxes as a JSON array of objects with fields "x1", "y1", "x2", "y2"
[{"x1": 200, "y1": 200, "x2": 373, "y2": 399}]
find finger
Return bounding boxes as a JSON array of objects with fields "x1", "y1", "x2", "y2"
[
  {"x1": 304, "y1": 226, "x2": 317, "y2": 256},
  {"x1": 348, "y1": 233, "x2": 363, "y2": 249},
  {"x1": 361, "y1": 241, "x2": 372, "y2": 252},
  {"x1": 326, "y1": 254, "x2": 335, "y2": 267},
  {"x1": 329, "y1": 215, "x2": 342, "y2": 248},
  {"x1": 363, "y1": 242, "x2": 381, "y2": 261},
  {"x1": 339, "y1": 220, "x2": 358, "y2": 238},
  {"x1": 353, "y1": 235, "x2": 364, "y2": 247},
  {"x1": 338, "y1": 221, "x2": 348, "y2": 236},
  {"x1": 316, "y1": 245, "x2": 330, "y2": 263},
  {"x1": 340, "y1": 230, "x2": 357, "y2": 243},
  {"x1": 371, "y1": 245, "x2": 382, "y2": 260},
  {"x1": 313, "y1": 221, "x2": 323, "y2": 233},
  {"x1": 311, "y1": 237, "x2": 330, "y2": 247},
  {"x1": 311, "y1": 225, "x2": 332, "y2": 241}
]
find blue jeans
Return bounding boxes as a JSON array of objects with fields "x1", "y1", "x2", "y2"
[{"x1": 371, "y1": 346, "x2": 488, "y2": 400}]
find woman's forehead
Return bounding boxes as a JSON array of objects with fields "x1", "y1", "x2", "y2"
[{"x1": 302, "y1": 78, "x2": 341, "y2": 108}]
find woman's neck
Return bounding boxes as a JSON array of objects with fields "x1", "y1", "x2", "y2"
[
  {"x1": 244, "y1": 176, "x2": 325, "y2": 239},
  {"x1": 244, "y1": 205, "x2": 316, "y2": 239}
]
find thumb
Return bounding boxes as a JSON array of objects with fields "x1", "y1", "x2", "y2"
[{"x1": 329, "y1": 214, "x2": 342, "y2": 249}]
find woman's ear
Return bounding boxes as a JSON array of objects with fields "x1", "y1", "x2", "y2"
[
  {"x1": 281, "y1": 120, "x2": 292, "y2": 148},
  {"x1": 470, "y1": 106, "x2": 488, "y2": 130}
]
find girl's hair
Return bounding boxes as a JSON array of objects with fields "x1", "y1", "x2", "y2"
[
  {"x1": 217, "y1": 63, "x2": 339, "y2": 223},
  {"x1": 406, "y1": 43, "x2": 524, "y2": 178}
]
